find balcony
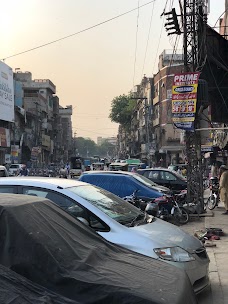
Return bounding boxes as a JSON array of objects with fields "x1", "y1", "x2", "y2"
[
  {"x1": 153, "y1": 96, "x2": 159, "y2": 105},
  {"x1": 33, "y1": 79, "x2": 56, "y2": 94}
]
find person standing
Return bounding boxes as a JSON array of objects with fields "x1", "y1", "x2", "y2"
[
  {"x1": 18, "y1": 164, "x2": 29, "y2": 176},
  {"x1": 65, "y1": 162, "x2": 70, "y2": 175},
  {"x1": 219, "y1": 165, "x2": 228, "y2": 215}
]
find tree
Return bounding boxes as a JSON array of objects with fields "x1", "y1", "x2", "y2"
[
  {"x1": 97, "y1": 140, "x2": 116, "y2": 159},
  {"x1": 75, "y1": 137, "x2": 98, "y2": 157},
  {"x1": 109, "y1": 94, "x2": 136, "y2": 130}
]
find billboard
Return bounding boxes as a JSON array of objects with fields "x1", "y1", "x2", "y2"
[
  {"x1": 0, "y1": 61, "x2": 14, "y2": 122},
  {"x1": 172, "y1": 72, "x2": 200, "y2": 130},
  {"x1": 0, "y1": 127, "x2": 10, "y2": 147}
]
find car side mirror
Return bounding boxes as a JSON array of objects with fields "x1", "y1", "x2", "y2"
[{"x1": 77, "y1": 217, "x2": 89, "y2": 226}]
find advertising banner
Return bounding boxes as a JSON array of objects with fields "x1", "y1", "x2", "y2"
[
  {"x1": 31, "y1": 146, "x2": 41, "y2": 161},
  {"x1": 0, "y1": 127, "x2": 10, "y2": 147},
  {"x1": 11, "y1": 145, "x2": 20, "y2": 163},
  {"x1": 0, "y1": 61, "x2": 14, "y2": 122},
  {"x1": 172, "y1": 72, "x2": 200, "y2": 130}
]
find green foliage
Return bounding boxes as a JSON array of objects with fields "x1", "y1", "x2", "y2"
[
  {"x1": 73, "y1": 137, "x2": 115, "y2": 159},
  {"x1": 74, "y1": 137, "x2": 98, "y2": 157},
  {"x1": 109, "y1": 94, "x2": 136, "y2": 129}
]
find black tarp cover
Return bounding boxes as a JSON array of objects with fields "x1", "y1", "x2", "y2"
[
  {"x1": 0, "y1": 264, "x2": 79, "y2": 304},
  {"x1": 0, "y1": 194, "x2": 197, "y2": 304}
]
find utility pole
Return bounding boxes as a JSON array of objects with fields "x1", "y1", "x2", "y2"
[
  {"x1": 164, "y1": 0, "x2": 208, "y2": 212},
  {"x1": 183, "y1": 0, "x2": 208, "y2": 212}
]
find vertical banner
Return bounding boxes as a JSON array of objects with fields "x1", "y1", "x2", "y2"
[
  {"x1": 0, "y1": 61, "x2": 14, "y2": 122},
  {"x1": 172, "y1": 72, "x2": 200, "y2": 130}
]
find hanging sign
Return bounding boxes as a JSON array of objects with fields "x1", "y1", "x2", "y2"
[{"x1": 172, "y1": 72, "x2": 200, "y2": 130}]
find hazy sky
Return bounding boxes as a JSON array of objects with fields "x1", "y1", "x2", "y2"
[{"x1": 0, "y1": 0, "x2": 225, "y2": 142}]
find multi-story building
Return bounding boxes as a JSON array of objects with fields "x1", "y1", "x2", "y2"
[
  {"x1": 14, "y1": 71, "x2": 57, "y2": 165},
  {"x1": 59, "y1": 105, "x2": 73, "y2": 162},
  {"x1": 153, "y1": 63, "x2": 185, "y2": 166},
  {"x1": 219, "y1": 0, "x2": 228, "y2": 39},
  {"x1": 97, "y1": 136, "x2": 117, "y2": 146},
  {"x1": 0, "y1": 68, "x2": 74, "y2": 167}
]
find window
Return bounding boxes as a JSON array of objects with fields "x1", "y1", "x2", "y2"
[
  {"x1": 161, "y1": 171, "x2": 177, "y2": 181},
  {"x1": 22, "y1": 187, "x2": 74, "y2": 209},
  {"x1": 148, "y1": 171, "x2": 159, "y2": 179},
  {"x1": 68, "y1": 185, "x2": 141, "y2": 224},
  {"x1": 0, "y1": 186, "x2": 16, "y2": 193},
  {"x1": 22, "y1": 186, "x2": 108, "y2": 231}
]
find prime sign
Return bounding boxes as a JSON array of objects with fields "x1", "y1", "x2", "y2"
[{"x1": 172, "y1": 72, "x2": 200, "y2": 130}]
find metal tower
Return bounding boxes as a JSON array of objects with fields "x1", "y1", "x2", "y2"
[{"x1": 183, "y1": 0, "x2": 208, "y2": 211}]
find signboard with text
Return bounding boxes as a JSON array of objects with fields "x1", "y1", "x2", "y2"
[
  {"x1": 0, "y1": 61, "x2": 14, "y2": 122},
  {"x1": 0, "y1": 127, "x2": 10, "y2": 147},
  {"x1": 172, "y1": 72, "x2": 200, "y2": 130}
]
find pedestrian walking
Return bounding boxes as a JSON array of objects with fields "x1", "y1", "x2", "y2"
[{"x1": 219, "y1": 165, "x2": 228, "y2": 215}]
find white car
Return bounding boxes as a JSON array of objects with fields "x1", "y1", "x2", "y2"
[
  {"x1": 8, "y1": 164, "x2": 25, "y2": 176},
  {"x1": 0, "y1": 165, "x2": 9, "y2": 177},
  {"x1": 0, "y1": 177, "x2": 209, "y2": 294}
]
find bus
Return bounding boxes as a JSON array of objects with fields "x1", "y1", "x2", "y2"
[{"x1": 70, "y1": 156, "x2": 84, "y2": 178}]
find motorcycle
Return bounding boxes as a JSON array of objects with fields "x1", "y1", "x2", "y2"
[
  {"x1": 123, "y1": 190, "x2": 189, "y2": 225},
  {"x1": 123, "y1": 190, "x2": 150, "y2": 211},
  {"x1": 205, "y1": 176, "x2": 219, "y2": 210},
  {"x1": 146, "y1": 192, "x2": 189, "y2": 225},
  {"x1": 59, "y1": 168, "x2": 68, "y2": 179}
]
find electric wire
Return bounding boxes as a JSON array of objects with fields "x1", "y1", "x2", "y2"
[
  {"x1": 1, "y1": 0, "x2": 155, "y2": 61},
  {"x1": 140, "y1": 0, "x2": 156, "y2": 79},
  {"x1": 133, "y1": 0, "x2": 140, "y2": 87},
  {"x1": 151, "y1": 0, "x2": 170, "y2": 74},
  {"x1": 72, "y1": 127, "x2": 117, "y2": 137},
  {"x1": 213, "y1": 8, "x2": 228, "y2": 28}
]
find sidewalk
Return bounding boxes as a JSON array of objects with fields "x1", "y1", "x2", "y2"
[
  {"x1": 204, "y1": 203, "x2": 228, "y2": 304},
  {"x1": 181, "y1": 192, "x2": 228, "y2": 304}
]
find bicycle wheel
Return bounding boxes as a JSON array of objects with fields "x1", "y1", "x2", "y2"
[
  {"x1": 207, "y1": 194, "x2": 217, "y2": 210},
  {"x1": 173, "y1": 207, "x2": 189, "y2": 224}
]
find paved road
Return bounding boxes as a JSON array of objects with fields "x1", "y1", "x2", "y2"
[{"x1": 180, "y1": 200, "x2": 228, "y2": 304}]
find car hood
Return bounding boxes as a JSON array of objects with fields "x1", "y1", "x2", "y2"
[
  {"x1": 131, "y1": 218, "x2": 202, "y2": 253},
  {"x1": 151, "y1": 185, "x2": 171, "y2": 194}
]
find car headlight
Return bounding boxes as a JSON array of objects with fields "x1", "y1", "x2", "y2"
[{"x1": 154, "y1": 247, "x2": 195, "y2": 262}]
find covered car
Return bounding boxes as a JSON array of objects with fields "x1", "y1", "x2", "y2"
[
  {"x1": 0, "y1": 194, "x2": 197, "y2": 304},
  {"x1": 0, "y1": 264, "x2": 78, "y2": 304},
  {"x1": 79, "y1": 171, "x2": 169, "y2": 198}
]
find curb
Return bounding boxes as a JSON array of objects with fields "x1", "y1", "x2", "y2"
[{"x1": 204, "y1": 215, "x2": 224, "y2": 304}]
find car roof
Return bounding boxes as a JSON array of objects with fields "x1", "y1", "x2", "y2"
[
  {"x1": 82, "y1": 170, "x2": 135, "y2": 176},
  {"x1": 0, "y1": 165, "x2": 7, "y2": 170},
  {"x1": 137, "y1": 168, "x2": 172, "y2": 172},
  {"x1": 0, "y1": 177, "x2": 86, "y2": 189}
]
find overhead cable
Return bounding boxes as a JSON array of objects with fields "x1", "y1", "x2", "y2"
[{"x1": 1, "y1": 0, "x2": 155, "y2": 61}]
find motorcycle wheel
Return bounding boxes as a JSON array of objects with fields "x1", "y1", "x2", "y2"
[
  {"x1": 173, "y1": 207, "x2": 189, "y2": 224},
  {"x1": 207, "y1": 194, "x2": 217, "y2": 210}
]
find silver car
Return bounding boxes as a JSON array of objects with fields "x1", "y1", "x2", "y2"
[{"x1": 0, "y1": 177, "x2": 209, "y2": 294}]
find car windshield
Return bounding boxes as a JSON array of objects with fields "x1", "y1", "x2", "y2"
[
  {"x1": 133, "y1": 173, "x2": 162, "y2": 188},
  {"x1": 67, "y1": 185, "x2": 143, "y2": 224},
  {"x1": 172, "y1": 171, "x2": 187, "y2": 181},
  {"x1": 10, "y1": 165, "x2": 19, "y2": 169}
]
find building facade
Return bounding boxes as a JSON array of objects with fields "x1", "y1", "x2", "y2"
[{"x1": 0, "y1": 66, "x2": 74, "y2": 167}]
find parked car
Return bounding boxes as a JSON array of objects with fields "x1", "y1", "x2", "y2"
[
  {"x1": 0, "y1": 264, "x2": 78, "y2": 304},
  {"x1": 0, "y1": 165, "x2": 9, "y2": 177},
  {"x1": 137, "y1": 168, "x2": 187, "y2": 193},
  {"x1": 79, "y1": 170, "x2": 171, "y2": 198},
  {"x1": 8, "y1": 163, "x2": 25, "y2": 176},
  {"x1": 0, "y1": 177, "x2": 209, "y2": 294},
  {"x1": 0, "y1": 193, "x2": 197, "y2": 304}
]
